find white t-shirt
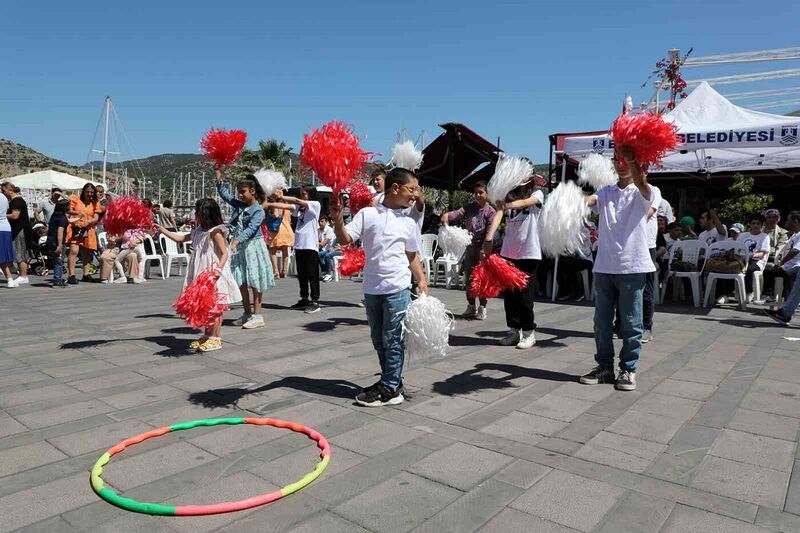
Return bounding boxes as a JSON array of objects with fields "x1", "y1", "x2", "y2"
[
  {"x1": 645, "y1": 185, "x2": 663, "y2": 249},
  {"x1": 376, "y1": 193, "x2": 424, "y2": 231},
  {"x1": 345, "y1": 204, "x2": 421, "y2": 295},
  {"x1": 664, "y1": 234, "x2": 678, "y2": 255},
  {"x1": 318, "y1": 225, "x2": 335, "y2": 247},
  {"x1": 657, "y1": 198, "x2": 674, "y2": 223},
  {"x1": 739, "y1": 231, "x2": 770, "y2": 270},
  {"x1": 500, "y1": 190, "x2": 543, "y2": 260},
  {"x1": 291, "y1": 201, "x2": 321, "y2": 250},
  {"x1": 698, "y1": 227, "x2": 728, "y2": 246},
  {"x1": 0, "y1": 194, "x2": 10, "y2": 232},
  {"x1": 593, "y1": 184, "x2": 655, "y2": 274},
  {"x1": 40, "y1": 198, "x2": 56, "y2": 223},
  {"x1": 779, "y1": 233, "x2": 800, "y2": 271}
]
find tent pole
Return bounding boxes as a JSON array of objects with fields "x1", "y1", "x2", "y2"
[
  {"x1": 447, "y1": 129, "x2": 456, "y2": 210},
  {"x1": 102, "y1": 96, "x2": 110, "y2": 187}
]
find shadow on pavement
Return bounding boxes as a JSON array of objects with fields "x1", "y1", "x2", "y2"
[
  {"x1": 61, "y1": 335, "x2": 194, "y2": 357},
  {"x1": 188, "y1": 376, "x2": 362, "y2": 407},
  {"x1": 432, "y1": 362, "x2": 577, "y2": 396},
  {"x1": 303, "y1": 317, "x2": 369, "y2": 332}
]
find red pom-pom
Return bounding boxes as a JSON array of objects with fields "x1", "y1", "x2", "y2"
[
  {"x1": 200, "y1": 128, "x2": 248, "y2": 167},
  {"x1": 299, "y1": 121, "x2": 370, "y2": 193},
  {"x1": 610, "y1": 113, "x2": 679, "y2": 171},
  {"x1": 173, "y1": 269, "x2": 229, "y2": 329},
  {"x1": 338, "y1": 246, "x2": 365, "y2": 277},
  {"x1": 468, "y1": 254, "x2": 530, "y2": 300},
  {"x1": 103, "y1": 196, "x2": 153, "y2": 237},
  {"x1": 348, "y1": 180, "x2": 373, "y2": 216}
]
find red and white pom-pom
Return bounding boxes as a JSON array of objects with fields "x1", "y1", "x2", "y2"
[
  {"x1": 468, "y1": 261, "x2": 501, "y2": 300},
  {"x1": 200, "y1": 128, "x2": 248, "y2": 167},
  {"x1": 610, "y1": 113, "x2": 679, "y2": 171},
  {"x1": 103, "y1": 196, "x2": 153, "y2": 237},
  {"x1": 347, "y1": 180, "x2": 373, "y2": 216},
  {"x1": 338, "y1": 246, "x2": 365, "y2": 277},
  {"x1": 173, "y1": 269, "x2": 229, "y2": 329},
  {"x1": 299, "y1": 121, "x2": 370, "y2": 193}
]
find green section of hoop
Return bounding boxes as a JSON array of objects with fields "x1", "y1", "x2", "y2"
[
  {"x1": 281, "y1": 455, "x2": 329, "y2": 497},
  {"x1": 168, "y1": 417, "x2": 245, "y2": 431},
  {"x1": 98, "y1": 488, "x2": 176, "y2": 516}
]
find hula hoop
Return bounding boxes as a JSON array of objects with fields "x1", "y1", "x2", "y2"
[{"x1": 90, "y1": 417, "x2": 330, "y2": 516}]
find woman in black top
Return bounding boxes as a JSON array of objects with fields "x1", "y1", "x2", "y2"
[{"x1": 1, "y1": 183, "x2": 31, "y2": 284}]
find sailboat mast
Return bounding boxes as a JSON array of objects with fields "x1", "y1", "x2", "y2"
[{"x1": 101, "y1": 96, "x2": 110, "y2": 187}]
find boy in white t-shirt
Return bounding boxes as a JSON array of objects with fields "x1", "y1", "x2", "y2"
[
  {"x1": 331, "y1": 168, "x2": 428, "y2": 407},
  {"x1": 765, "y1": 211, "x2": 800, "y2": 325},
  {"x1": 283, "y1": 186, "x2": 322, "y2": 313},
  {"x1": 580, "y1": 146, "x2": 654, "y2": 392},
  {"x1": 739, "y1": 215, "x2": 770, "y2": 296}
]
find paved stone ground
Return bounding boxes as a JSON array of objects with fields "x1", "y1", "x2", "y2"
[{"x1": 1, "y1": 272, "x2": 800, "y2": 532}]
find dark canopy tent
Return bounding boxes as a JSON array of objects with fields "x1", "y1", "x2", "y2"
[{"x1": 417, "y1": 123, "x2": 502, "y2": 205}]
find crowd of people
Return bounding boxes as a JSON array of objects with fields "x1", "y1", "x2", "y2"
[{"x1": 2, "y1": 156, "x2": 799, "y2": 404}]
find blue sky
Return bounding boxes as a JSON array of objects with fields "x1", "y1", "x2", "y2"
[{"x1": 1, "y1": 1, "x2": 797, "y2": 167}]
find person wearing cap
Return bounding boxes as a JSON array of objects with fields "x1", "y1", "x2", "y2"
[
  {"x1": 759, "y1": 208, "x2": 791, "y2": 302},
  {"x1": 728, "y1": 223, "x2": 745, "y2": 240},
  {"x1": 679, "y1": 216, "x2": 697, "y2": 240}
]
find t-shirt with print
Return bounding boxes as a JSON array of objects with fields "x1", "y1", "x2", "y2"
[
  {"x1": 592, "y1": 184, "x2": 655, "y2": 275},
  {"x1": 447, "y1": 202, "x2": 496, "y2": 248},
  {"x1": 645, "y1": 185, "x2": 663, "y2": 249},
  {"x1": 345, "y1": 204, "x2": 421, "y2": 295},
  {"x1": 292, "y1": 201, "x2": 321, "y2": 250},
  {"x1": 779, "y1": 233, "x2": 800, "y2": 271},
  {"x1": 318, "y1": 225, "x2": 335, "y2": 249},
  {"x1": 500, "y1": 190, "x2": 543, "y2": 260},
  {"x1": 738, "y1": 231, "x2": 770, "y2": 270},
  {"x1": 698, "y1": 227, "x2": 728, "y2": 246}
]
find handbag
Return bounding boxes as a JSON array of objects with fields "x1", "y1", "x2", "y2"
[
  {"x1": 266, "y1": 214, "x2": 282, "y2": 232},
  {"x1": 704, "y1": 250, "x2": 746, "y2": 274}
]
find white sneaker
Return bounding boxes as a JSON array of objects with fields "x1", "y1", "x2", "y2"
[
  {"x1": 715, "y1": 296, "x2": 727, "y2": 305},
  {"x1": 499, "y1": 329, "x2": 520, "y2": 346},
  {"x1": 132, "y1": 277, "x2": 144, "y2": 284},
  {"x1": 16, "y1": 277, "x2": 29, "y2": 285},
  {"x1": 113, "y1": 277, "x2": 128, "y2": 284},
  {"x1": 516, "y1": 330, "x2": 536, "y2": 349},
  {"x1": 7, "y1": 278, "x2": 19, "y2": 288},
  {"x1": 242, "y1": 314, "x2": 265, "y2": 329},
  {"x1": 642, "y1": 329, "x2": 653, "y2": 343},
  {"x1": 101, "y1": 279, "x2": 112, "y2": 284},
  {"x1": 322, "y1": 274, "x2": 333, "y2": 282},
  {"x1": 475, "y1": 305, "x2": 487, "y2": 320},
  {"x1": 752, "y1": 298, "x2": 768, "y2": 305},
  {"x1": 462, "y1": 304, "x2": 476, "y2": 318}
]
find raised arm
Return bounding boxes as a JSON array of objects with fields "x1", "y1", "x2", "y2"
[
  {"x1": 481, "y1": 203, "x2": 506, "y2": 257},
  {"x1": 281, "y1": 196, "x2": 310, "y2": 210},
  {"x1": 157, "y1": 225, "x2": 190, "y2": 243},
  {"x1": 215, "y1": 169, "x2": 245, "y2": 208},
  {"x1": 621, "y1": 146, "x2": 650, "y2": 201},
  {"x1": 329, "y1": 196, "x2": 353, "y2": 247}
]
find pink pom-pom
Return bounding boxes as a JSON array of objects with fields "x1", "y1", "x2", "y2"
[
  {"x1": 348, "y1": 180, "x2": 373, "y2": 216},
  {"x1": 610, "y1": 113, "x2": 679, "y2": 171},
  {"x1": 299, "y1": 121, "x2": 370, "y2": 193},
  {"x1": 103, "y1": 196, "x2": 153, "y2": 237},
  {"x1": 468, "y1": 254, "x2": 530, "y2": 300},
  {"x1": 338, "y1": 246, "x2": 365, "y2": 277},
  {"x1": 173, "y1": 269, "x2": 229, "y2": 329},
  {"x1": 200, "y1": 128, "x2": 248, "y2": 167}
]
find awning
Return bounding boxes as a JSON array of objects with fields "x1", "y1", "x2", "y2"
[{"x1": 417, "y1": 123, "x2": 502, "y2": 190}]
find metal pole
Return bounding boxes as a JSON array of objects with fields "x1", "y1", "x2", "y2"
[
  {"x1": 447, "y1": 129, "x2": 456, "y2": 210},
  {"x1": 101, "y1": 96, "x2": 110, "y2": 186},
  {"x1": 158, "y1": 178, "x2": 162, "y2": 202},
  {"x1": 201, "y1": 172, "x2": 206, "y2": 200}
]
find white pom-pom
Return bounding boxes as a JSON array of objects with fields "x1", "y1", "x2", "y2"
[
  {"x1": 487, "y1": 155, "x2": 534, "y2": 204},
  {"x1": 577, "y1": 154, "x2": 617, "y2": 191},
  {"x1": 254, "y1": 168, "x2": 287, "y2": 197},
  {"x1": 539, "y1": 181, "x2": 590, "y2": 258},
  {"x1": 438, "y1": 225, "x2": 472, "y2": 258},
  {"x1": 403, "y1": 294, "x2": 454, "y2": 362},
  {"x1": 390, "y1": 140, "x2": 424, "y2": 171}
]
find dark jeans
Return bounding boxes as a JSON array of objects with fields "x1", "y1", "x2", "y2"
[
  {"x1": 763, "y1": 267, "x2": 798, "y2": 299},
  {"x1": 295, "y1": 249, "x2": 320, "y2": 301},
  {"x1": 49, "y1": 250, "x2": 64, "y2": 282},
  {"x1": 556, "y1": 255, "x2": 592, "y2": 298},
  {"x1": 502, "y1": 257, "x2": 539, "y2": 331},
  {"x1": 364, "y1": 289, "x2": 410, "y2": 390},
  {"x1": 319, "y1": 249, "x2": 341, "y2": 275},
  {"x1": 643, "y1": 248, "x2": 657, "y2": 331}
]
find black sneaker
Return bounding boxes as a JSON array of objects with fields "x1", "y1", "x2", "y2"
[
  {"x1": 304, "y1": 302, "x2": 321, "y2": 314},
  {"x1": 764, "y1": 309, "x2": 791, "y2": 326},
  {"x1": 355, "y1": 382, "x2": 404, "y2": 407},
  {"x1": 579, "y1": 366, "x2": 615, "y2": 385},
  {"x1": 291, "y1": 299, "x2": 310, "y2": 309},
  {"x1": 615, "y1": 370, "x2": 637, "y2": 391},
  {"x1": 67, "y1": 276, "x2": 79, "y2": 285}
]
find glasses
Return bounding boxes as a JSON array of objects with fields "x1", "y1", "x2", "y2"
[{"x1": 402, "y1": 185, "x2": 420, "y2": 194}]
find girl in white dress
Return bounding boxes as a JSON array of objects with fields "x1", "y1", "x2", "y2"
[{"x1": 158, "y1": 198, "x2": 241, "y2": 352}]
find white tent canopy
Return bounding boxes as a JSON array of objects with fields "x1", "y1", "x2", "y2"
[
  {"x1": 562, "y1": 82, "x2": 800, "y2": 173},
  {"x1": 2, "y1": 169, "x2": 102, "y2": 190}
]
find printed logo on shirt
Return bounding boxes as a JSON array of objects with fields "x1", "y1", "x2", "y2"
[{"x1": 742, "y1": 237, "x2": 759, "y2": 254}]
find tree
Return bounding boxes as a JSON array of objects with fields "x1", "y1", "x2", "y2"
[
  {"x1": 239, "y1": 139, "x2": 296, "y2": 175},
  {"x1": 718, "y1": 173, "x2": 773, "y2": 226}
]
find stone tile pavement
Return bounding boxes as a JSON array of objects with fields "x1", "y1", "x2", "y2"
[{"x1": 1, "y1": 273, "x2": 799, "y2": 532}]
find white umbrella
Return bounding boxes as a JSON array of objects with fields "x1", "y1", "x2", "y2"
[{"x1": 2, "y1": 169, "x2": 102, "y2": 190}]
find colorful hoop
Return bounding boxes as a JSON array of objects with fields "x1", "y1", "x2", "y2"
[{"x1": 90, "y1": 417, "x2": 330, "y2": 516}]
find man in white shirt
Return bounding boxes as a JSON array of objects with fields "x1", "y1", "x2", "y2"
[
  {"x1": 580, "y1": 146, "x2": 654, "y2": 392},
  {"x1": 698, "y1": 209, "x2": 727, "y2": 246},
  {"x1": 738, "y1": 215, "x2": 771, "y2": 297},
  {"x1": 34, "y1": 188, "x2": 64, "y2": 223},
  {"x1": 331, "y1": 168, "x2": 428, "y2": 407},
  {"x1": 318, "y1": 215, "x2": 337, "y2": 282},
  {"x1": 286, "y1": 186, "x2": 323, "y2": 313},
  {"x1": 765, "y1": 211, "x2": 800, "y2": 325}
]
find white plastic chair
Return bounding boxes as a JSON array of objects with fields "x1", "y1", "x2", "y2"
[
  {"x1": 140, "y1": 235, "x2": 165, "y2": 279},
  {"x1": 551, "y1": 256, "x2": 593, "y2": 302},
  {"x1": 433, "y1": 247, "x2": 466, "y2": 288},
  {"x1": 419, "y1": 234, "x2": 438, "y2": 280},
  {"x1": 661, "y1": 240, "x2": 708, "y2": 307},
  {"x1": 703, "y1": 241, "x2": 750, "y2": 311},
  {"x1": 160, "y1": 234, "x2": 190, "y2": 278}
]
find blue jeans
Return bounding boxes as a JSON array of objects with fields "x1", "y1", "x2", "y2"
[
  {"x1": 364, "y1": 289, "x2": 410, "y2": 391},
  {"x1": 594, "y1": 272, "x2": 647, "y2": 372},
  {"x1": 50, "y1": 250, "x2": 64, "y2": 282},
  {"x1": 319, "y1": 249, "x2": 341, "y2": 275},
  {"x1": 780, "y1": 266, "x2": 800, "y2": 319}
]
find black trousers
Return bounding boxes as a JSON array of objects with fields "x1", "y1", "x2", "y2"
[
  {"x1": 556, "y1": 256, "x2": 592, "y2": 298},
  {"x1": 295, "y1": 249, "x2": 320, "y2": 301},
  {"x1": 763, "y1": 268, "x2": 797, "y2": 298},
  {"x1": 502, "y1": 257, "x2": 539, "y2": 331}
]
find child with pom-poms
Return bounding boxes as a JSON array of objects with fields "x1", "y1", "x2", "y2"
[
  {"x1": 482, "y1": 162, "x2": 543, "y2": 350},
  {"x1": 329, "y1": 167, "x2": 429, "y2": 407},
  {"x1": 440, "y1": 180, "x2": 496, "y2": 319},
  {"x1": 158, "y1": 198, "x2": 241, "y2": 352}
]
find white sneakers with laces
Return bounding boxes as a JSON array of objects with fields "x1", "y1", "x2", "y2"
[
  {"x1": 475, "y1": 305, "x2": 487, "y2": 320},
  {"x1": 242, "y1": 314, "x2": 265, "y2": 329},
  {"x1": 516, "y1": 330, "x2": 536, "y2": 349}
]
